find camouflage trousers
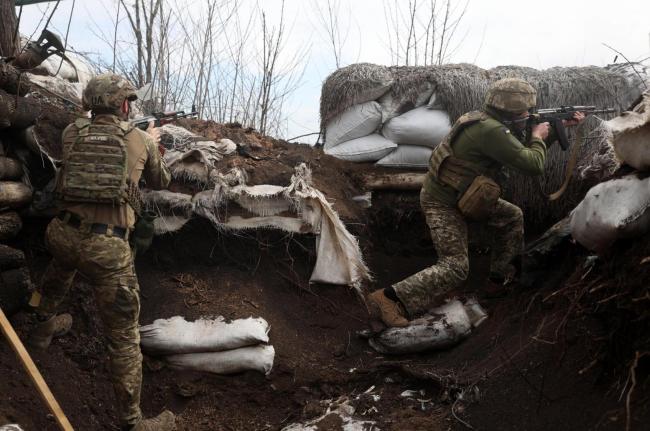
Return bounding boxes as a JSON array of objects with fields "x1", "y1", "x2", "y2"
[
  {"x1": 35, "y1": 218, "x2": 142, "y2": 428},
  {"x1": 393, "y1": 188, "x2": 523, "y2": 316}
]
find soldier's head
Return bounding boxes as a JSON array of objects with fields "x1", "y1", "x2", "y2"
[
  {"x1": 485, "y1": 78, "x2": 537, "y2": 116},
  {"x1": 82, "y1": 73, "x2": 137, "y2": 118}
]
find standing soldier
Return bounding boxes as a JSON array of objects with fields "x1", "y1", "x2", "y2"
[
  {"x1": 27, "y1": 74, "x2": 175, "y2": 431},
  {"x1": 367, "y1": 78, "x2": 585, "y2": 327}
]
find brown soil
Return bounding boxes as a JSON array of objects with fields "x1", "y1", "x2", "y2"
[{"x1": 0, "y1": 116, "x2": 648, "y2": 431}]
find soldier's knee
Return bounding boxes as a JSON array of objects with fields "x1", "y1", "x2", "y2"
[{"x1": 449, "y1": 256, "x2": 469, "y2": 283}]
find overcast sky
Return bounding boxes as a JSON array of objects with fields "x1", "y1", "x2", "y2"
[{"x1": 17, "y1": 0, "x2": 650, "y2": 142}]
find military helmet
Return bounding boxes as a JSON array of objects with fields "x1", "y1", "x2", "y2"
[
  {"x1": 485, "y1": 78, "x2": 537, "y2": 113},
  {"x1": 82, "y1": 73, "x2": 138, "y2": 112}
]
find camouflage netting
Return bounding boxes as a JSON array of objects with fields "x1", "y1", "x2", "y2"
[
  {"x1": 320, "y1": 62, "x2": 649, "y2": 228},
  {"x1": 319, "y1": 63, "x2": 393, "y2": 125}
]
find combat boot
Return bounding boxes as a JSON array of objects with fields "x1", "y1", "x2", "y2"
[
  {"x1": 27, "y1": 313, "x2": 73, "y2": 350},
  {"x1": 131, "y1": 410, "x2": 176, "y2": 431},
  {"x1": 367, "y1": 289, "x2": 409, "y2": 328}
]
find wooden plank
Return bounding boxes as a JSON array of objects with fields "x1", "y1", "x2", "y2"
[
  {"x1": 362, "y1": 172, "x2": 426, "y2": 190},
  {"x1": 0, "y1": 307, "x2": 74, "y2": 431}
]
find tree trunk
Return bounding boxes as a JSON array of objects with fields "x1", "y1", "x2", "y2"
[{"x1": 0, "y1": 0, "x2": 18, "y2": 58}]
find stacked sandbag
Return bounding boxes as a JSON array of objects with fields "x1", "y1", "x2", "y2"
[
  {"x1": 0, "y1": 150, "x2": 32, "y2": 241},
  {"x1": 377, "y1": 107, "x2": 451, "y2": 169},
  {"x1": 323, "y1": 101, "x2": 396, "y2": 162},
  {"x1": 139, "y1": 316, "x2": 275, "y2": 375},
  {"x1": 570, "y1": 91, "x2": 650, "y2": 253}
]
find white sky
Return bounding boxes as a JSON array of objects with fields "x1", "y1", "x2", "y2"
[{"x1": 17, "y1": 0, "x2": 650, "y2": 142}]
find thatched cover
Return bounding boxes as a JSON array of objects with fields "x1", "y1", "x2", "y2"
[{"x1": 319, "y1": 62, "x2": 648, "y2": 228}]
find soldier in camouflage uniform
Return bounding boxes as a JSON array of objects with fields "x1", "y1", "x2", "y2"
[
  {"x1": 367, "y1": 78, "x2": 585, "y2": 327},
  {"x1": 28, "y1": 74, "x2": 175, "y2": 431}
]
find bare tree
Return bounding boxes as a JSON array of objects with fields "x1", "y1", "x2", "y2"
[
  {"x1": 119, "y1": 0, "x2": 163, "y2": 87},
  {"x1": 0, "y1": 0, "x2": 18, "y2": 57},
  {"x1": 311, "y1": 0, "x2": 349, "y2": 68},
  {"x1": 383, "y1": 0, "x2": 469, "y2": 66},
  {"x1": 88, "y1": 0, "x2": 309, "y2": 138}
]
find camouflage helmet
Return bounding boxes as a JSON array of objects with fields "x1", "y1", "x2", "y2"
[
  {"x1": 82, "y1": 73, "x2": 138, "y2": 112},
  {"x1": 485, "y1": 78, "x2": 537, "y2": 113}
]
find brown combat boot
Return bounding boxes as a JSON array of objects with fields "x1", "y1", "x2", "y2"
[
  {"x1": 131, "y1": 410, "x2": 176, "y2": 431},
  {"x1": 27, "y1": 313, "x2": 73, "y2": 350},
  {"x1": 367, "y1": 289, "x2": 409, "y2": 328}
]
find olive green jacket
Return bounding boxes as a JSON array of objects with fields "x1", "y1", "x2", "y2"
[{"x1": 422, "y1": 114, "x2": 550, "y2": 206}]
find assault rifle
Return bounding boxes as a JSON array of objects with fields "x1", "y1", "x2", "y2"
[
  {"x1": 527, "y1": 106, "x2": 616, "y2": 150},
  {"x1": 132, "y1": 110, "x2": 199, "y2": 131}
]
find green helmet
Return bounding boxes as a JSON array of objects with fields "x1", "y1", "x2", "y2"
[
  {"x1": 82, "y1": 73, "x2": 138, "y2": 112},
  {"x1": 485, "y1": 78, "x2": 537, "y2": 113}
]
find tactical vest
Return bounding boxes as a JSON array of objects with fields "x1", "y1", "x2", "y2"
[
  {"x1": 428, "y1": 110, "x2": 491, "y2": 193},
  {"x1": 59, "y1": 118, "x2": 132, "y2": 206}
]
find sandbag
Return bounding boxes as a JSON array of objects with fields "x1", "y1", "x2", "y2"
[
  {"x1": 0, "y1": 425, "x2": 25, "y2": 431},
  {"x1": 367, "y1": 299, "x2": 487, "y2": 354},
  {"x1": 324, "y1": 101, "x2": 382, "y2": 149},
  {"x1": 569, "y1": 175, "x2": 650, "y2": 253},
  {"x1": 140, "y1": 315, "x2": 270, "y2": 354},
  {"x1": 165, "y1": 345, "x2": 275, "y2": 375},
  {"x1": 375, "y1": 144, "x2": 432, "y2": 169},
  {"x1": 0, "y1": 157, "x2": 23, "y2": 180},
  {"x1": 381, "y1": 107, "x2": 451, "y2": 148},
  {"x1": 325, "y1": 134, "x2": 396, "y2": 162},
  {"x1": 0, "y1": 182, "x2": 32, "y2": 209},
  {"x1": 0, "y1": 211, "x2": 22, "y2": 240},
  {"x1": 607, "y1": 92, "x2": 650, "y2": 171}
]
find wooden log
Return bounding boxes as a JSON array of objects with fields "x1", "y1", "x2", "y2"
[
  {"x1": 0, "y1": 181, "x2": 32, "y2": 209},
  {"x1": 0, "y1": 211, "x2": 22, "y2": 240},
  {"x1": 0, "y1": 62, "x2": 30, "y2": 96},
  {"x1": 0, "y1": 88, "x2": 41, "y2": 130},
  {"x1": 0, "y1": 156, "x2": 23, "y2": 180},
  {"x1": 362, "y1": 172, "x2": 426, "y2": 190},
  {"x1": 0, "y1": 244, "x2": 26, "y2": 270}
]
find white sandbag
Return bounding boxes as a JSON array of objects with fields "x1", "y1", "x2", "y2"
[
  {"x1": 0, "y1": 425, "x2": 25, "y2": 431},
  {"x1": 367, "y1": 299, "x2": 487, "y2": 354},
  {"x1": 324, "y1": 102, "x2": 382, "y2": 149},
  {"x1": 165, "y1": 345, "x2": 275, "y2": 375},
  {"x1": 325, "y1": 134, "x2": 397, "y2": 162},
  {"x1": 40, "y1": 52, "x2": 94, "y2": 86},
  {"x1": 607, "y1": 92, "x2": 650, "y2": 171},
  {"x1": 375, "y1": 145, "x2": 432, "y2": 169},
  {"x1": 569, "y1": 175, "x2": 650, "y2": 253},
  {"x1": 139, "y1": 315, "x2": 269, "y2": 354},
  {"x1": 381, "y1": 107, "x2": 451, "y2": 148}
]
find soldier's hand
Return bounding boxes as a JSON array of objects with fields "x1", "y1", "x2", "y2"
[
  {"x1": 146, "y1": 120, "x2": 161, "y2": 145},
  {"x1": 531, "y1": 122, "x2": 550, "y2": 141},
  {"x1": 563, "y1": 111, "x2": 586, "y2": 127}
]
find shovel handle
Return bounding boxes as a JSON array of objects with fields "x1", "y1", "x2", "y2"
[{"x1": 0, "y1": 308, "x2": 74, "y2": 431}]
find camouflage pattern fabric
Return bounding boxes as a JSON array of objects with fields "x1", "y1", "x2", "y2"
[
  {"x1": 392, "y1": 189, "x2": 523, "y2": 316},
  {"x1": 82, "y1": 73, "x2": 137, "y2": 112},
  {"x1": 484, "y1": 78, "x2": 537, "y2": 113},
  {"x1": 36, "y1": 218, "x2": 143, "y2": 427},
  {"x1": 59, "y1": 119, "x2": 131, "y2": 206}
]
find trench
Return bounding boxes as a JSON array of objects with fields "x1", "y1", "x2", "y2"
[{"x1": 1, "y1": 188, "x2": 649, "y2": 430}]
